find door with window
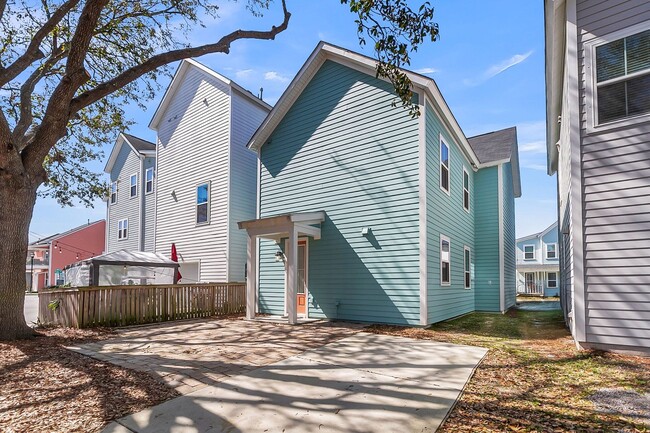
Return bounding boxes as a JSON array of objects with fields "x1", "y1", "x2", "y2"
[
  {"x1": 525, "y1": 272, "x2": 536, "y2": 294},
  {"x1": 297, "y1": 240, "x2": 307, "y2": 315}
]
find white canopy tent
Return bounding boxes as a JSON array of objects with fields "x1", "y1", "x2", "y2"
[{"x1": 64, "y1": 250, "x2": 180, "y2": 287}]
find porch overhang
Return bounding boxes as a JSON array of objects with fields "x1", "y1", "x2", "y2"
[
  {"x1": 238, "y1": 211, "x2": 325, "y2": 325},
  {"x1": 237, "y1": 211, "x2": 325, "y2": 241}
]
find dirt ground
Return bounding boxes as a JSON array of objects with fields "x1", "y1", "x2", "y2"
[{"x1": 0, "y1": 327, "x2": 178, "y2": 433}]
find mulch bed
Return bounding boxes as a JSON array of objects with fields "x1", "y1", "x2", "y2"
[{"x1": 0, "y1": 327, "x2": 178, "y2": 433}]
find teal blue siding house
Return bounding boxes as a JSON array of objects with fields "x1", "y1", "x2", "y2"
[{"x1": 238, "y1": 43, "x2": 521, "y2": 326}]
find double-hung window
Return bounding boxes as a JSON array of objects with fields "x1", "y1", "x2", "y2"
[
  {"x1": 547, "y1": 272, "x2": 558, "y2": 289},
  {"x1": 463, "y1": 168, "x2": 470, "y2": 212},
  {"x1": 118, "y1": 219, "x2": 128, "y2": 240},
  {"x1": 464, "y1": 246, "x2": 471, "y2": 289},
  {"x1": 524, "y1": 245, "x2": 535, "y2": 260},
  {"x1": 440, "y1": 139, "x2": 450, "y2": 194},
  {"x1": 110, "y1": 181, "x2": 117, "y2": 204},
  {"x1": 591, "y1": 27, "x2": 650, "y2": 126},
  {"x1": 130, "y1": 174, "x2": 137, "y2": 198},
  {"x1": 441, "y1": 235, "x2": 451, "y2": 285},
  {"x1": 196, "y1": 183, "x2": 210, "y2": 224},
  {"x1": 145, "y1": 167, "x2": 154, "y2": 194},
  {"x1": 546, "y1": 243, "x2": 557, "y2": 259}
]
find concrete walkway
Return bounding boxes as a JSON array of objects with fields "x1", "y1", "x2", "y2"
[{"x1": 103, "y1": 332, "x2": 487, "y2": 433}]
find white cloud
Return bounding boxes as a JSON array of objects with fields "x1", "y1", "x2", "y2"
[
  {"x1": 519, "y1": 140, "x2": 546, "y2": 154},
  {"x1": 464, "y1": 51, "x2": 533, "y2": 86},
  {"x1": 264, "y1": 71, "x2": 290, "y2": 83},
  {"x1": 235, "y1": 69, "x2": 254, "y2": 79},
  {"x1": 521, "y1": 162, "x2": 548, "y2": 171},
  {"x1": 414, "y1": 67, "x2": 438, "y2": 74},
  {"x1": 485, "y1": 51, "x2": 533, "y2": 79}
]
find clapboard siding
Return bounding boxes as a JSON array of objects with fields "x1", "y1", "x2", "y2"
[
  {"x1": 107, "y1": 145, "x2": 141, "y2": 252},
  {"x1": 143, "y1": 157, "x2": 156, "y2": 252},
  {"x1": 424, "y1": 101, "x2": 475, "y2": 324},
  {"x1": 502, "y1": 163, "x2": 516, "y2": 309},
  {"x1": 154, "y1": 66, "x2": 231, "y2": 282},
  {"x1": 258, "y1": 60, "x2": 421, "y2": 325},
  {"x1": 473, "y1": 166, "x2": 500, "y2": 311},
  {"x1": 228, "y1": 90, "x2": 270, "y2": 282},
  {"x1": 576, "y1": 0, "x2": 650, "y2": 350}
]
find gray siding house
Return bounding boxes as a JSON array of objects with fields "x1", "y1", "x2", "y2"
[
  {"x1": 545, "y1": 0, "x2": 650, "y2": 353},
  {"x1": 104, "y1": 133, "x2": 156, "y2": 253},
  {"x1": 150, "y1": 59, "x2": 270, "y2": 283}
]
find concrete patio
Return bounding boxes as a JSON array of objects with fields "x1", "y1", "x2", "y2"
[
  {"x1": 100, "y1": 331, "x2": 487, "y2": 433},
  {"x1": 67, "y1": 317, "x2": 363, "y2": 395}
]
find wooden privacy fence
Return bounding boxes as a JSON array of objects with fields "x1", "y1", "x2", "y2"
[{"x1": 38, "y1": 283, "x2": 246, "y2": 328}]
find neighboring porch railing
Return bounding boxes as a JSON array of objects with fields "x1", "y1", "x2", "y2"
[
  {"x1": 517, "y1": 281, "x2": 544, "y2": 296},
  {"x1": 38, "y1": 283, "x2": 245, "y2": 328}
]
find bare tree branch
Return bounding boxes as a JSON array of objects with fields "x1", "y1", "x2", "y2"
[
  {"x1": 71, "y1": 0, "x2": 291, "y2": 113},
  {"x1": 0, "y1": 0, "x2": 81, "y2": 87}
]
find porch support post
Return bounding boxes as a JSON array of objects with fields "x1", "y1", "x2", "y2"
[
  {"x1": 246, "y1": 233, "x2": 257, "y2": 320},
  {"x1": 287, "y1": 225, "x2": 298, "y2": 325}
]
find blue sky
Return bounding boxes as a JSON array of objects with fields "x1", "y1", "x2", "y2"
[{"x1": 29, "y1": 0, "x2": 556, "y2": 241}]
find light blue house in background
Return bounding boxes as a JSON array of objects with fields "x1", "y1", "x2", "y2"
[
  {"x1": 516, "y1": 221, "x2": 560, "y2": 297},
  {"x1": 238, "y1": 42, "x2": 522, "y2": 326}
]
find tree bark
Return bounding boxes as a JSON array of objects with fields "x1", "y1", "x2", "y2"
[{"x1": 0, "y1": 170, "x2": 38, "y2": 340}]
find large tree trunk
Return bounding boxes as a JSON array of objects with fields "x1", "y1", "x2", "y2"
[{"x1": 0, "y1": 173, "x2": 37, "y2": 340}]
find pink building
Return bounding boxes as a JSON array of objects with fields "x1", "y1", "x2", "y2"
[{"x1": 27, "y1": 220, "x2": 106, "y2": 290}]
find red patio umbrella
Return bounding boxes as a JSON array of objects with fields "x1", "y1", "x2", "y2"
[{"x1": 171, "y1": 243, "x2": 182, "y2": 282}]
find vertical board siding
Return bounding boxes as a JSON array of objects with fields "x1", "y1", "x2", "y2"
[
  {"x1": 143, "y1": 157, "x2": 156, "y2": 252},
  {"x1": 473, "y1": 166, "x2": 500, "y2": 311},
  {"x1": 155, "y1": 67, "x2": 231, "y2": 282},
  {"x1": 424, "y1": 102, "x2": 475, "y2": 324},
  {"x1": 502, "y1": 163, "x2": 516, "y2": 309},
  {"x1": 258, "y1": 60, "x2": 421, "y2": 325},
  {"x1": 228, "y1": 91, "x2": 270, "y2": 282},
  {"x1": 107, "y1": 145, "x2": 141, "y2": 253},
  {"x1": 577, "y1": 0, "x2": 650, "y2": 349}
]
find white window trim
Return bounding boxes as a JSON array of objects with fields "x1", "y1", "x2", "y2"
[
  {"x1": 462, "y1": 167, "x2": 470, "y2": 213},
  {"x1": 117, "y1": 218, "x2": 128, "y2": 240},
  {"x1": 546, "y1": 243, "x2": 557, "y2": 260},
  {"x1": 145, "y1": 167, "x2": 154, "y2": 195},
  {"x1": 196, "y1": 181, "x2": 211, "y2": 226},
  {"x1": 110, "y1": 181, "x2": 118, "y2": 205},
  {"x1": 547, "y1": 272, "x2": 558, "y2": 289},
  {"x1": 440, "y1": 234, "x2": 451, "y2": 286},
  {"x1": 463, "y1": 246, "x2": 471, "y2": 289},
  {"x1": 523, "y1": 244, "x2": 535, "y2": 260},
  {"x1": 584, "y1": 20, "x2": 650, "y2": 134},
  {"x1": 439, "y1": 136, "x2": 451, "y2": 196},
  {"x1": 130, "y1": 173, "x2": 138, "y2": 198}
]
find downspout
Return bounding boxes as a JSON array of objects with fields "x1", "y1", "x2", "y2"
[{"x1": 139, "y1": 155, "x2": 146, "y2": 251}]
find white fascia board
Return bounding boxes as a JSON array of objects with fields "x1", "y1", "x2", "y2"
[
  {"x1": 545, "y1": 0, "x2": 566, "y2": 175},
  {"x1": 247, "y1": 42, "x2": 482, "y2": 169},
  {"x1": 149, "y1": 58, "x2": 270, "y2": 131},
  {"x1": 104, "y1": 133, "x2": 140, "y2": 174}
]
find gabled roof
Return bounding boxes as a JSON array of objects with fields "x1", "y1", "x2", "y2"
[
  {"x1": 104, "y1": 133, "x2": 156, "y2": 173},
  {"x1": 148, "y1": 58, "x2": 272, "y2": 131},
  {"x1": 468, "y1": 126, "x2": 522, "y2": 198},
  {"x1": 468, "y1": 127, "x2": 516, "y2": 164},
  {"x1": 246, "y1": 41, "x2": 482, "y2": 169},
  {"x1": 30, "y1": 220, "x2": 105, "y2": 246},
  {"x1": 516, "y1": 220, "x2": 558, "y2": 243}
]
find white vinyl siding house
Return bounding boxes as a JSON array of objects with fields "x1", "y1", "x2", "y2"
[
  {"x1": 150, "y1": 59, "x2": 270, "y2": 283},
  {"x1": 546, "y1": 0, "x2": 650, "y2": 353},
  {"x1": 516, "y1": 221, "x2": 560, "y2": 297},
  {"x1": 105, "y1": 133, "x2": 156, "y2": 253}
]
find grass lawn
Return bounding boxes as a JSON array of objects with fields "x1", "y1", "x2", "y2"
[{"x1": 369, "y1": 309, "x2": 650, "y2": 432}]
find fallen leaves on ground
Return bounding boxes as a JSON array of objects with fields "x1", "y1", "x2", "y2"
[
  {"x1": 0, "y1": 327, "x2": 178, "y2": 433},
  {"x1": 369, "y1": 309, "x2": 650, "y2": 433}
]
